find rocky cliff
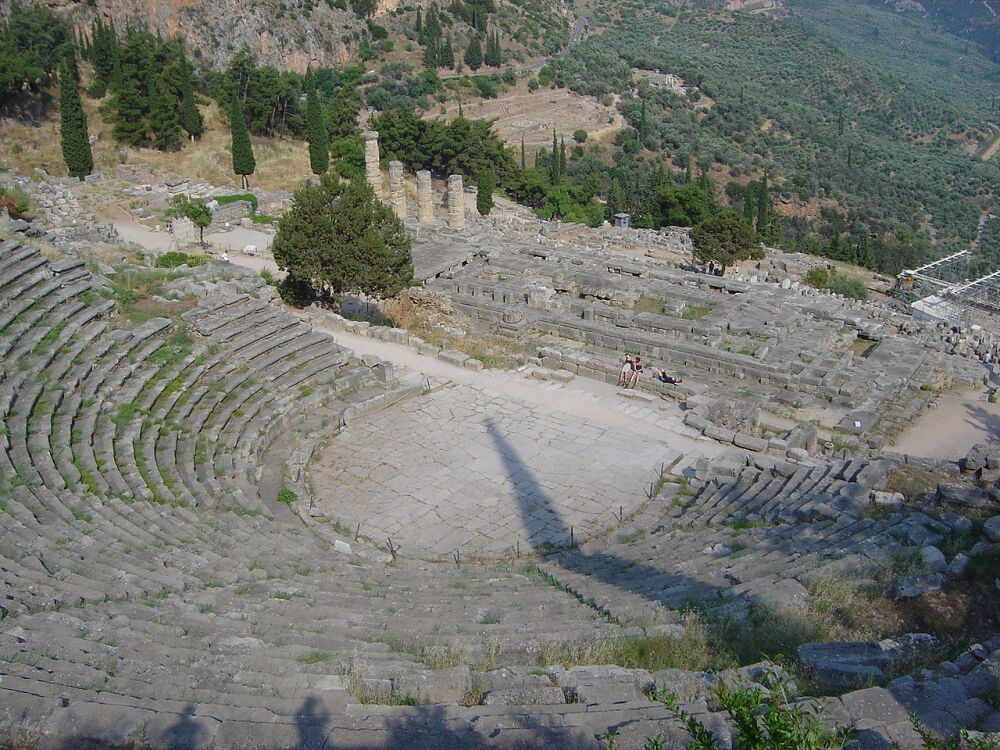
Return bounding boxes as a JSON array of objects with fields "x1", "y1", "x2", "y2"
[{"x1": 25, "y1": 0, "x2": 422, "y2": 72}]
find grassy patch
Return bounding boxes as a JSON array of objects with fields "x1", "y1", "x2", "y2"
[
  {"x1": 296, "y1": 651, "x2": 333, "y2": 664},
  {"x1": 632, "y1": 295, "x2": 669, "y2": 315}
]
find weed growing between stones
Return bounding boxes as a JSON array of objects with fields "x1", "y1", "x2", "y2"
[
  {"x1": 653, "y1": 669, "x2": 850, "y2": 750},
  {"x1": 910, "y1": 713, "x2": 1000, "y2": 750}
]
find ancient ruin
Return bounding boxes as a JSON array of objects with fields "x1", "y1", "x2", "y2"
[{"x1": 0, "y1": 166, "x2": 999, "y2": 749}]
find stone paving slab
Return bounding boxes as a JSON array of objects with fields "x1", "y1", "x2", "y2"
[{"x1": 309, "y1": 384, "x2": 677, "y2": 560}]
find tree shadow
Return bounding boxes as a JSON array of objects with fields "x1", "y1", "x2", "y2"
[{"x1": 962, "y1": 401, "x2": 1000, "y2": 443}]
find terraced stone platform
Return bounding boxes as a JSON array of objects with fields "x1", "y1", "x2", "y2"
[{"x1": 309, "y1": 383, "x2": 676, "y2": 561}]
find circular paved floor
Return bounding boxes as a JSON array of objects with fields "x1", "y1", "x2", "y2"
[{"x1": 308, "y1": 384, "x2": 678, "y2": 560}]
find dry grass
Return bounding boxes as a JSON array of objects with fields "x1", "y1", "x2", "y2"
[
  {"x1": 2, "y1": 94, "x2": 310, "y2": 194},
  {"x1": 883, "y1": 464, "x2": 942, "y2": 503}
]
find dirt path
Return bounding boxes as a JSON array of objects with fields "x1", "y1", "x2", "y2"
[
  {"x1": 981, "y1": 131, "x2": 1000, "y2": 161},
  {"x1": 890, "y1": 386, "x2": 1000, "y2": 459}
]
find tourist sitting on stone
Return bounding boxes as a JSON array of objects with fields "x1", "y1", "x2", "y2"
[
  {"x1": 652, "y1": 369, "x2": 682, "y2": 385},
  {"x1": 628, "y1": 356, "x2": 644, "y2": 388},
  {"x1": 618, "y1": 354, "x2": 634, "y2": 386}
]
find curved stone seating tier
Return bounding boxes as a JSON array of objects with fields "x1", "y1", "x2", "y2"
[
  {"x1": 535, "y1": 455, "x2": 936, "y2": 628},
  {"x1": 1, "y1": 238, "x2": 997, "y2": 746}
]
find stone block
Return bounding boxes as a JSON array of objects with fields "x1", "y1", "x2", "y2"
[
  {"x1": 786, "y1": 423, "x2": 818, "y2": 452},
  {"x1": 482, "y1": 687, "x2": 566, "y2": 705},
  {"x1": 919, "y1": 545, "x2": 946, "y2": 572},
  {"x1": 787, "y1": 447, "x2": 809, "y2": 462},
  {"x1": 894, "y1": 573, "x2": 944, "y2": 599},
  {"x1": 683, "y1": 413, "x2": 711, "y2": 432},
  {"x1": 704, "y1": 425, "x2": 736, "y2": 443},
  {"x1": 37, "y1": 702, "x2": 158, "y2": 750},
  {"x1": 144, "y1": 710, "x2": 221, "y2": 750},
  {"x1": 938, "y1": 483, "x2": 997, "y2": 510},
  {"x1": 437, "y1": 350, "x2": 469, "y2": 367},
  {"x1": 733, "y1": 433, "x2": 768, "y2": 452},
  {"x1": 551, "y1": 369, "x2": 574, "y2": 383},
  {"x1": 947, "y1": 553, "x2": 970, "y2": 576},
  {"x1": 872, "y1": 491, "x2": 904, "y2": 510},
  {"x1": 463, "y1": 358, "x2": 484, "y2": 371},
  {"x1": 984, "y1": 515, "x2": 1000, "y2": 543},
  {"x1": 964, "y1": 443, "x2": 991, "y2": 472},
  {"x1": 394, "y1": 666, "x2": 470, "y2": 704},
  {"x1": 840, "y1": 687, "x2": 910, "y2": 725}
]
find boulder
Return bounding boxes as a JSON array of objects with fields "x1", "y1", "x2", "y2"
[
  {"x1": 894, "y1": 573, "x2": 945, "y2": 599},
  {"x1": 938, "y1": 483, "x2": 997, "y2": 510},
  {"x1": 919, "y1": 546, "x2": 947, "y2": 573},
  {"x1": 984, "y1": 516, "x2": 1000, "y2": 543},
  {"x1": 963, "y1": 443, "x2": 992, "y2": 472}
]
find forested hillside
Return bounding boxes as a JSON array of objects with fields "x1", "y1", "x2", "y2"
[{"x1": 556, "y1": 4, "x2": 1000, "y2": 272}]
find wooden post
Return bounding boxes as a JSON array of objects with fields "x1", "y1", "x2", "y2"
[
  {"x1": 387, "y1": 537, "x2": 397, "y2": 562},
  {"x1": 453, "y1": 550, "x2": 461, "y2": 568},
  {"x1": 355, "y1": 523, "x2": 360, "y2": 541},
  {"x1": 570, "y1": 526, "x2": 574, "y2": 547}
]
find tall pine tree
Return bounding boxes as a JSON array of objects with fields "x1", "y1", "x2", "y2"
[
  {"x1": 756, "y1": 170, "x2": 770, "y2": 234},
  {"x1": 178, "y1": 52, "x2": 203, "y2": 141},
  {"x1": 440, "y1": 35, "x2": 455, "y2": 69},
  {"x1": 59, "y1": 60, "x2": 93, "y2": 181},
  {"x1": 306, "y1": 84, "x2": 328, "y2": 176},
  {"x1": 230, "y1": 94, "x2": 256, "y2": 189},
  {"x1": 484, "y1": 30, "x2": 501, "y2": 67},
  {"x1": 464, "y1": 33, "x2": 483, "y2": 71},
  {"x1": 149, "y1": 74, "x2": 181, "y2": 151}
]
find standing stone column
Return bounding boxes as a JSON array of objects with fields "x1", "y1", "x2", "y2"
[
  {"x1": 447, "y1": 174, "x2": 465, "y2": 229},
  {"x1": 362, "y1": 131, "x2": 385, "y2": 199},
  {"x1": 416, "y1": 170, "x2": 433, "y2": 224},
  {"x1": 388, "y1": 160, "x2": 406, "y2": 219}
]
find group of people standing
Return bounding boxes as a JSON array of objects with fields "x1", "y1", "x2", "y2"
[{"x1": 617, "y1": 353, "x2": 683, "y2": 389}]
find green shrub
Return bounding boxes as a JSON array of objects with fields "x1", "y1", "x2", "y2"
[
  {"x1": 156, "y1": 252, "x2": 211, "y2": 268},
  {"x1": 657, "y1": 669, "x2": 850, "y2": 749},
  {"x1": 277, "y1": 274, "x2": 315, "y2": 307},
  {"x1": 826, "y1": 273, "x2": 868, "y2": 300},
  {"x1": 804, "y1": 267, "x2": 829, "y2": 288},
  {"x1": 276, "y1": 488, "x2": 297, "y2": 505}
]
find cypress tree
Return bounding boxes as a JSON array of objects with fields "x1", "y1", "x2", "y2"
[
  {"x1": 423, "y1": 39, "x2": 438, "y2": 68},
  {"x1": 485, "y1": 30, "x2": 501, "y2": 67},
  {"x1": 558, "y1": 136, "x2": 567, "y2": 182},
  {"x1": 476, "y1": 167, "x2": 495, "y2": 215},
  {"x1": 306, "y1": 86, "x2": 328, "y2": 176},
  {"x1": 520, "y1": 137, "x2": 525, "y2": 170},
  {"x1": 440, "y1": 35, "x2": 455, "y2": 69},
  {"x1": 743, "y1": 184, "x2": 756, "y2": 225},
  {"x1": 464, "y1": 33, "x2": 482, "y2": 71},
  {"x1": 149, "y1": 73, "x2": 182, "y2": 151},
  {"x1": 549, "y1": 130, "x2": 558, "y2": 184},
  {"x1": 230, "y1": 95, "x2": 256, "y2": 189},
  {"x1": 698, "y1": 163, "x2": 710, "y2": 193},
  {"x1": 59, "y1": 60, "x2": 93, "y2": 181},
  {"x1": 606, "y1": 177, "x2": 624, "y2": 222},
  {"x1": 756, "y1": 171, "x2": 770, "y2": 233},
  {"x1": 414, "y1": 7, "x2": 422, "y2": 35},
  {"x1": 178, "y1": 53, "x2": 202, "y2": 141}
]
